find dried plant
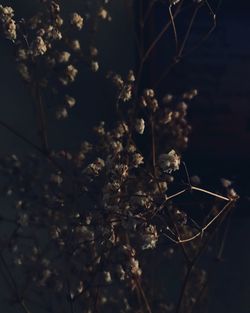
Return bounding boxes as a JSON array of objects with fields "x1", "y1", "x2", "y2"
[{"x1": 0, "y1": 1, "x2": 239, "y2": 313}]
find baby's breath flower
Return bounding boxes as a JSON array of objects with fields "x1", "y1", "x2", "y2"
[
  {"x1": 0, "y1": 5, "x2": 16, "y2": 41},
  {"x1": 158, "y1": 150, "x2": 181, "y2": 173},
  {"x1": 110, "y1": 140, "x2": 123, "y2": 154},
  {"x1": 18, "y1": 63, "x2": 31, "y2": 82},
  {"x1": 112, "y1": 74, "x2": 124, "y2": 88},
  {"x1": 65, "y1": 95, "x2": 76, "y2": 108},
  {"x1": 57, "y1": 51, "x2": 71, "y2": 63},
  {"x1": 127, "y1": 144, "x2": 136, "y2": 153},
  {"x1": 69, "y1": 39, "x2": 81, "y2": 51},
  {"x1": 160, "y1": 110, "x2": 173, "y2": 124},
  {"x1": 142, "y1": 225, "x2": 158, "y2": 250},
  {"x1": 114, "y1": 121, "x2": 129, "y2": 138},
  {"x1": 135, "y1": 118, "x2": 145, "y2": 135},
  {"x1": 4, "y1": 18, "x2": 16, "y2": 40},
  {"x1": 103, "y1": 271, "x2": 112, "y2": 283},
  {"x1": 120, "y1": 84, "x2": 132, "y2": 102},
  {"x1": 31, "y1": 36, "x2": 47, "y2": 56},
  {"x1": 149, "y1": 98, "x2": 159, "y2": 111},
  {"x1": 132, "y1": 153, "x2": 144, "y2": 168},
  {"x1": 70, "y1": 12, "x2": 84, "y2": 30},
  {"x1": 50, "y1": 173, "x2": 63, "y2": 185},
  {"x1": 29, "y1": 14, "x2": 41, "y2": 30},
  {"x1": 0, "y1": 6, "x2": 14, "y2": 17},
  {"x1": 18, "y1": 212, "x2": 29, "y2": 227},
  {"x1": 182, "y1": 89, "x2": 198, "y2": 100},
  {"x1": 227, "y1": 188, "x2": 238, "y2": 199},
  {"x1": 144, "y1": 89, "x2": 155, "y2": 98},
  {"x1": 162, "y1": 94, "x2": 173, "y2": 104},
  {"x1": 59, "y1": 64, "x2": 78, "y2": 85},
  {"x1": 127, "y1": 70, "x2": 135, "y2": 82},
  {"x1": 90, "y1": 46, "x2": 98, "y2": 57},
  {"x1": 55, "y1": 15, "x2": 63, "y2": 27},
  {"x1": 94, "y1": 121, "x2": 105, "y2": 136},
  {"x1": 221, "y1": 178, "x2": 232, "y2": 188},
  {"x1": 66, "y1": 65, "x2": 78, "y2": 82},
  {"x1": 177, "y1": 101, "x2": 188, "y2": 112},
  {"x1": 98, "y1": 7, "x2": 108, "y2": 20},
  {"x1": 84, "y1": 158, "x2": 105, "y2": 176},
  {"x1": 91, "y1": 61, "x2": 99, "y2": 72},
  {"x1": 75, "y1": 225, "x2": 94, "y2": 241},
  {"x1": 130, "y1": 257, "x2": 142, "y2": 277},
  {"x1": 17, "y1": 48, "x2": 28, "y2": 61},
  {"x1": 56, "y1": 107, "x2": 68, "y2": 119},
  {"x1": 116, "y1": 265, "x2": 126, "y2": 281},
  {"x1": 48, "y1": 26, "x2": 62, "y2": 40}
]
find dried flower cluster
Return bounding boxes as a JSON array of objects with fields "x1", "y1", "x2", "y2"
[
  {"x1": 0, "y1": 1, "x2": 238, "y2": 313},
  {"x1": 0, "y1": 80, "x2": 200, "y2": 311},
  {"x1": 0, "y1": 5, "x2": 16, "y2": 40},
  {"x1": 0, "y1": 1, "x2": 112, "y2": 120}
]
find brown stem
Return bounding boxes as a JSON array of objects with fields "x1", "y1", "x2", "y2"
[
  {"x1": 34, "y1": 83, "x2": 49, "y2": 153},
  {"x1": 135, "y1": 277, "x2": 153, "y2": 313},
  {"x1": 142, "y1": 0, "x2": 184, "y2": 65}
]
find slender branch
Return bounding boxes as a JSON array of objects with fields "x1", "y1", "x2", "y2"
[
  {"x1": 150, "y1": 116, "x2": 156, "y2": 175},
  {"x1": 169, "y1": 4, "x2": 178, "y2": 52},
  {"x1": 135, "y1": 277, "x2": 153, "y2": 313},
  {"x1": 175, "y1": 264, "x2": 193, "y2": 313},
  {"x1": 142, "y1": 0, "x2": 184, "y2": 64},
  {"x1": 0, "y1": 119, "x2": 45, "y2": 155},
  {"x1": 35, "y1": 83, "x2": 49, "y2": 152},
  {"x1": 191, "y1": 186, "x2": 231, "y2": 201},
  {"x1": 163, "y1": 200, "x2": 235, "y2": 245},
  {"x1": 177, "y1": 5, "x2": 200, "y2": 58}
]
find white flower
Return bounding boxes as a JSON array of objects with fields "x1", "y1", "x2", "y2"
[
  {"x1": 103, "y1": 271, "x2": 112, "y2": 283},
  {"x1": 158, "y1": 150, "x2": 181, "y2": 173},
  {"x1": 70, "y1": 39, "x2": 81, "y2": 51},
  {"x1": 32, "y1": 36, "x2": 47, "y2": 56},
  {"x1": 91, "y1": 61, "x2": 99, "y2": 72},
  {"x1": 132, "y1": 153, "x2": 144, "y2": 168},
  {"x1": 70, "y1": 12, "x2": 84, "y2": 30},
  {"x1": 58, "y1": 51, "x2": 71, "y2": 63},
  {"x1": 142, "y1": 225, "x2": 158, "y2": 250},
  {"x1": 56, "y1": 107, "x2": 68, "y2": 119},
  {"x1": 221, "y1": 178, "x2": 232, "y2": 188},
  {"x1": 135, "y1": 118, "x2": 145, "y2": 134},
  {"x1": 65, "y1": 95, "x2": 76, "y2": 108}
]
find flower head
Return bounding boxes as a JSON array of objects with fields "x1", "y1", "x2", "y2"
[{"x1": 158, "y1": 150, "x2": 181, "y2": 173}]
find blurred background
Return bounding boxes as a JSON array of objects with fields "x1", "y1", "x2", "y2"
[{"x1": 0, "y1": 0, "x2": 249, "y2": 312}]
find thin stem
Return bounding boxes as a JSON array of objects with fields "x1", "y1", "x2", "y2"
[
  {"x1": 177, "y1": 5, "x2": 199, "y2": 58},
  {"x1": 169, "y1": 5, "x2": 178, "y2": 52},
  {"x1": 191, "y1": 186, "x2": 230, "y2": 201},
  {"x1": 135, "y1": 277, "x2": 153, "y2": 313},
  {"x1": 35, "y1": 84, "x2": 49, "y2": 152},
  {"x1": 0, "y1": 119, "x2": 45, "y2": 155},
  {"x1": 175, "y1": 264, "x2": 193, "y2": 313},
  {"x1": 177, "y1": 200, "x2": 234, "y2": 244},
  {"x1": 165, "y1": 189, "x2": 187, "y2": 202},
  {"x1": 150, "y1": 116, "x2": 156, "y2": 175},
  {"x1": 142, "y1": 0, "x2": 184, "y2": 64}
]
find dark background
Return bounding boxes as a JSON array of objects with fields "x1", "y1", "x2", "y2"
[{"x1": 0, "y1": 0, "x2": 250, "y2": 312}]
